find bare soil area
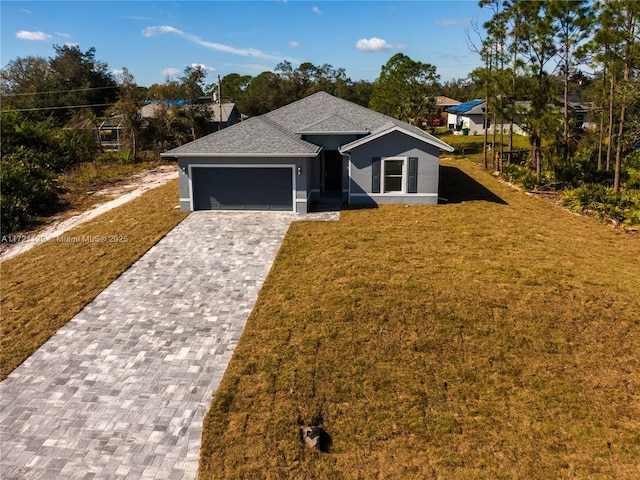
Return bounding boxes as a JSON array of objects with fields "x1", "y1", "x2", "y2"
[{"x1": 0, "y1": 165, "x2": 177, "y2": 261}]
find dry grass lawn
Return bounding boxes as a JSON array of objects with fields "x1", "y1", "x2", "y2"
[
  {"x1": 0, "y1": 179, "x2": 188, "y2": 379},
  {"x1": 57, "y1": 157, "x2": 165, "y2": 214},
  {"x1": 200, "y1": 159, "x2": 640, "y2": 479}
]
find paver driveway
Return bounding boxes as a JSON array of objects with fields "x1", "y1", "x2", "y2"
[{"x1": 0, "y1": 212, "x2": 297, "y2": 480}]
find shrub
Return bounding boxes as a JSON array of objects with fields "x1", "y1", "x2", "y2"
[
  {"x1": 561, "y1": 184, "x2": 640, "y2": 227},
  {"x1": 623, "y1": 149, "x2": 640, "y2": 189},
  {"x1": 116, "y1": 151, "x2": 135, "y2": 164},
  {"x1": 56, "y1": 128, "x2": 98, "y2": 166},
  {"x1": 1, "y1": 150, "x2": 60, "y2": 235},
  {"x1": 502, "y1": 164, "x2": 537, "y2": 190}
]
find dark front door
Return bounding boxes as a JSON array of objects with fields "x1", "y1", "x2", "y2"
[{"x1": 324, "y1": 150, "x2": 342, "y2": 192}]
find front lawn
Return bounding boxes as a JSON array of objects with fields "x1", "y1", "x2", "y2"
[
  {"x1": 0, "y1": 179, "x2": 188, "y2": 379},
  {"x1": 200, "y1": 159, "x2": 640, "y2": 479}
]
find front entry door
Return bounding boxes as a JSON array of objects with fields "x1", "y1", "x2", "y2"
[{"x1": 324, "y1": 150, "x2": 342, "y2": 192}]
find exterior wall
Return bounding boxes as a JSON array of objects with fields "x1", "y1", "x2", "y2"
[
  {"x1": 465, "y1": 115, "x2": 486, "y2": 135},
  {"x1": 447, "y1": 112, "x2": 461, "y2": 130},
  {"x1": 339, "y1": 154, "x2": 348, "y2": 200},
  {"x1": 308, "y1": 156, "x2": 321, "y2": 203},
  {"x1": 448, "y1": 113, "x2": 485, "y2": 134},
  {"x1": 447, "y1": 113, "x2": 491, "y2": 135},
  {"x1": 348, "y1": 130, "x2": 441, "y2": 206},
  {"x1": 448, "y1": 113, "x2": 527, "y2": 136},
  {"x1": 178, "y1": 156, "x2": 315, "y2": 214},
  {"x1": 490, "y1": 119, "x2": 528, "y2": 136}
]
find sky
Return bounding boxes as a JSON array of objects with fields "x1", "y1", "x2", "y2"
[{"x1": 1, "y1": 0, "x2": 493, "y2": 88}]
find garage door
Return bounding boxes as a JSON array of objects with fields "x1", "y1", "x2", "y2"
[{"x1": 192, "y1": 167, "x2": 293, "y2": 211}]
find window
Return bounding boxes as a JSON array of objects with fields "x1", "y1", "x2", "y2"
[{"x1": 383, "y1": 158, "x2": 405, "y2": 193}]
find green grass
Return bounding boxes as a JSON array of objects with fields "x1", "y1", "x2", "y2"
[
  {"x1": 200, "y1": 159, "x2": 640, "y2": 479},
  {"x1": 0, "y1": 179, "x2": 188, "y2": 379},
  {"x1": 439, "y1": 132, "x2": 531, "y2": 160}
]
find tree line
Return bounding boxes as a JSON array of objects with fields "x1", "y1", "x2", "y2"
[
  {"x1": 2, "y1": 0, "x2": 638, "y2": 232},
  {"x1": 0, "y1": 45, "x2": 458, "y2": 233},
  {"x1": 475, "y1": 0, "x2": 638, "y2": 191},
  {"x1": 473, "y1": 0, "x2": 638, "y2": 227}
]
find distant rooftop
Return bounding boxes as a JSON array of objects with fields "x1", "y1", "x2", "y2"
[
  {"x1": 435, "y1": 96, "x2": 461, "y2": 107},
  {"x1": 446, "y1": 99, "x2": 484, "y2": 114}
]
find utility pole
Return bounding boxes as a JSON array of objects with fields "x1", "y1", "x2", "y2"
[{"x1": 217, "y1": 75, "x2": 223, "y2": 131}]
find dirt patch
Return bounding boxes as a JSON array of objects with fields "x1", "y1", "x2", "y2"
[
  {"x1": 0, "y1": 165, "x2": 178, "y2": 262},
  {"x1": 88, "y1": 165, "x2": 176, "y2": 197}
]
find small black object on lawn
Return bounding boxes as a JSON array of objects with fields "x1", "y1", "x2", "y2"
[{"x1": 300, "y1": 426, "x2": 331, "y2": 453}]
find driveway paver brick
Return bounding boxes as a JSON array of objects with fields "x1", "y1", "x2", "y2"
[{"x1": 0, "y1": 211, "x2": 302, "y2": 479}]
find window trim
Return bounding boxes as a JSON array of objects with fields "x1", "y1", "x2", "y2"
[{"x1": 381, "y1": 156, "x2": 407, "y2": 194}]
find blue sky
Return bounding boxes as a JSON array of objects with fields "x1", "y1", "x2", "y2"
[{"x1": 1, "y1": 1, "x2": 493, "y2": 88}]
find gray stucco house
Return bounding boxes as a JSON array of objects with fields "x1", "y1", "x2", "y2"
[{"x1": 161, "y1": 91, "x2": 454, "y2": 213}]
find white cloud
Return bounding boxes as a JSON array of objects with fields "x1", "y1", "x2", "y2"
[
  {"x1": 21, "y1": 9, "x2": 32, "y2": 14},
  {"x1": 16, "y1": 30, "x2": 52, "y2": 41},
  {"x1": 56, "y1": 31, "x2": 73, "y2": 39},
  {"x1": 355, "y1": 37, "x2": 405, "y2": 52},
  {"x1": 112, "y1": 68, "x2": 124, "y2": 76},
  {"x1": 162, "y1": 67, "x2": 181, "y2": 77},
  {"x1": 142, "y1": 24, "x2": 292, "y2": 62},
  {"x1": 312, "y1": 6, "x2": 322, "y2": 15},
  {"x1": 191, "y1": 63, "x2": 216, "y2": 73},
  {"x1": 64, "y1": 42, "x2": 80, "y2": 48},
  {"x1": 289, "y1": 41, "x2": 300, "y2": 48},
  {"x1": 142, "y1": 25, "x2": 184, "y2": 37}
]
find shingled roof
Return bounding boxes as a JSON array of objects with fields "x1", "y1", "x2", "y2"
[{"x1": 164, "y1": 91, "x2": 454, "y2": 157}]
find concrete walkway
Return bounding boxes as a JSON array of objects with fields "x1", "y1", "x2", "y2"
[{"x1": 0, "y1": 212, "x2": 299, "y2": 479}]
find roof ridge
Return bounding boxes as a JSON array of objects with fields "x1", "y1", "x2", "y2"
[
  {"x1": 298, "y1": 111, "x2": 368, "y2": 133},
  {"x1": 258, "y1": 115, "x2": 321, "y2": 150}
]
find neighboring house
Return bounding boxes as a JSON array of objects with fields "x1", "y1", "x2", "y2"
[
  {"x1": 436, "y1": 96, "x2": 461, "y2": 109},
  {"x1": 139, "y1": 100, "x2": 186, "y2": 120},
  {"x1": 434, "y1": 96, "x2": 461, "y2": 128},
  {"x1": 447, "y1": 99, "x2": 530, "y2": 136},
  {"x1": 448, "y1": 98, "x2": 597, "y2": 136},
  {"x1": 558, "y1": 100, "x2": 598, "y2": 132},
  {"x1": 140, "y1": 99, "x2": 242, "y2": 132},
  {"x1": 447, "y1": 100, "x2": 488, "y2": 135},
  {"x1": 161, "y1": 91, "x2": 454, "y2": 214},
  {"x1": 207, "y1": 102, "x2": 243, "y2": 131}
]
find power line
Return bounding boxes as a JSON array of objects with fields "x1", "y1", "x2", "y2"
[
  {"x1": 2, "y1": 85, "x2": 119, "y2": 97},
  {"x1": 1, "y1": 103, "x2": 116, "y2": 113}
]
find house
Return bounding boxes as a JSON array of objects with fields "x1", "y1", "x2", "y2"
[
  {"x1": 433, "y1": 96, "x2": 461, "y2": 128},
  {"x1": 447, "y1": 98, "x2": 599, "y2": 137},
  {"x1": 558, "y1": 100, "x2": 598, "y2": 131},
  {"x1": 436, "y1": 96, "x2": 461, "y2": 109},
  {"x1": 207, "y1": 102, "x2": 243, "y2": 131},
  {"x1": 161, "y1": 91, "x2": 454, "y2": 214},
  {"x1": 447, "y1": 100, "x2": 488, "y2": 135},
  {"x1": 447, "y1": 99, "x2": 529, "y2": 136},
  {"x1": 140, "y1": 99, "x2": 242, "y2": 132}
]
